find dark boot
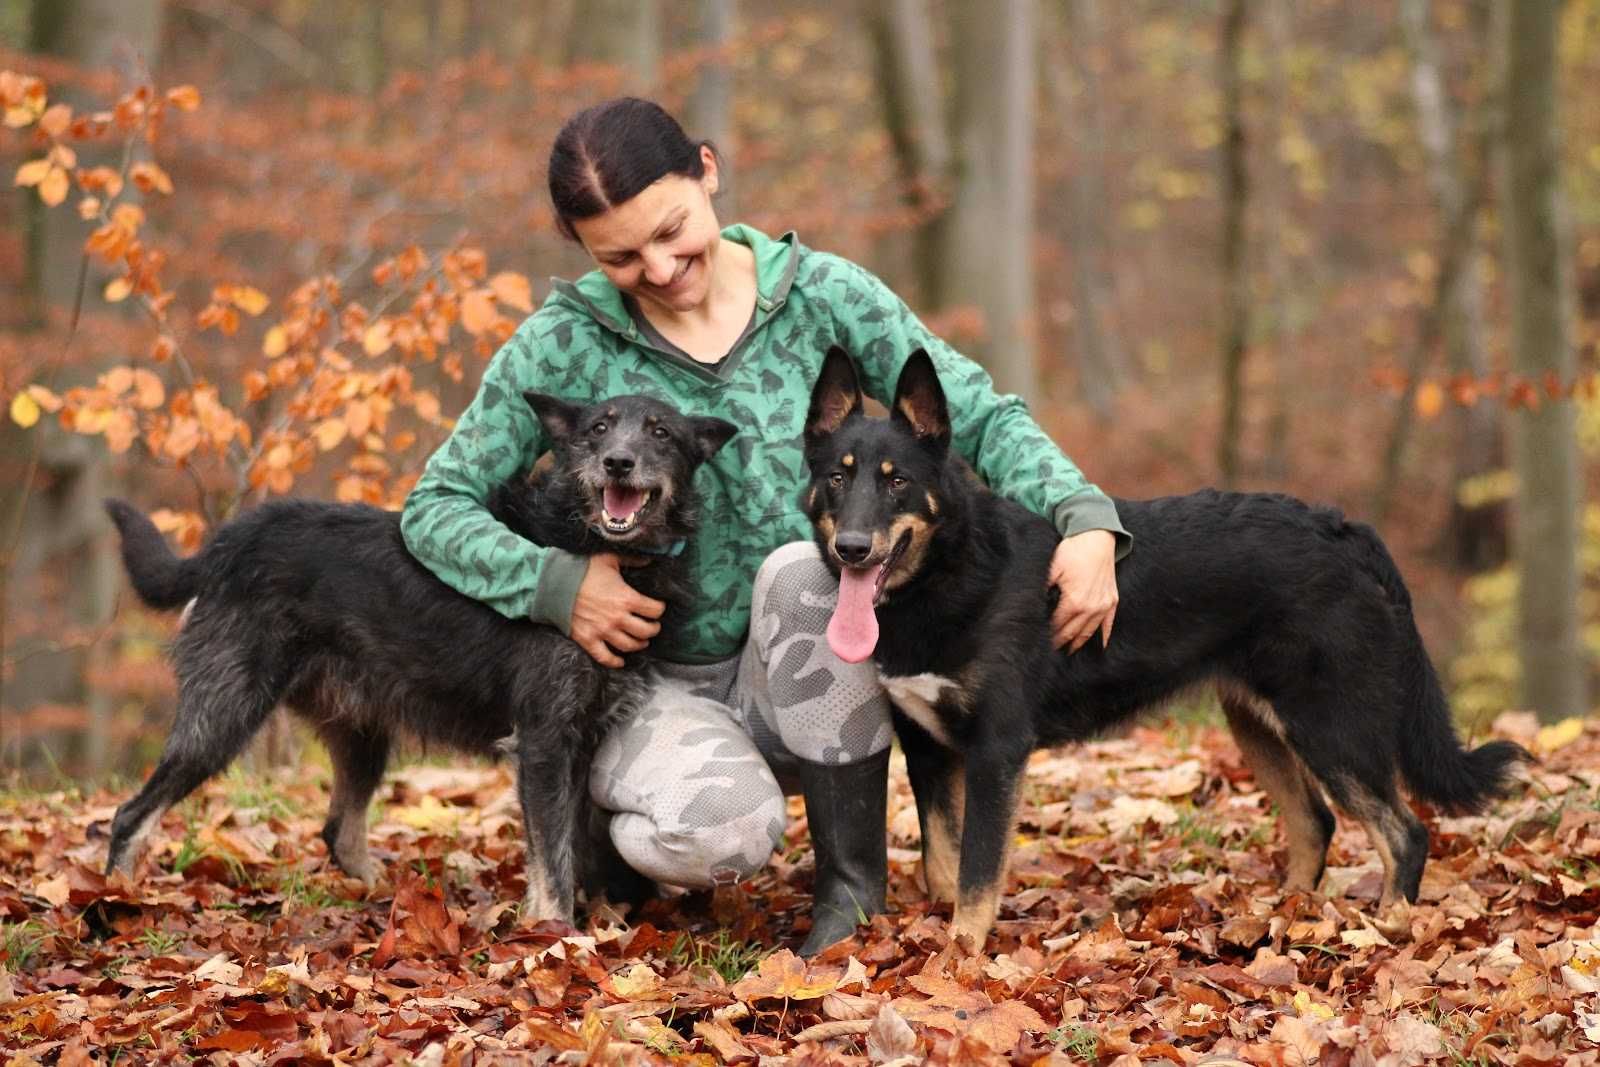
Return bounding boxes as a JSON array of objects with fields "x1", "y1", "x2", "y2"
[{"x1": 796, "y1": 749, "x2": 889, "y2": 956}]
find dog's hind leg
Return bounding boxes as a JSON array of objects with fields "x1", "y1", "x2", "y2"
[
  {"x1": 1272, "y1": 702, "x2": 1430, "y2": 904},
  {"x1": 896, "y1": 712, "x2": 963, "y2": 905},
  {"x1": 106, "y1": 650, "x2": 280, "y2": 876},
  {"x1": 1219, "y1": 690, "x2": 1334, "y2": 893},
  {"x1": 315, "y1": 722, "x2": 390, "y2": 884}
]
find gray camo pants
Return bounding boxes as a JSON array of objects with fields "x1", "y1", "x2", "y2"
[{"x1": 589, "y1": 541, "x2": 894, "y2": 888}]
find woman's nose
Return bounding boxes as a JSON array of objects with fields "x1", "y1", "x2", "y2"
[{"x1": 641, "y1": 247, "x2": 677, "y2": 286}]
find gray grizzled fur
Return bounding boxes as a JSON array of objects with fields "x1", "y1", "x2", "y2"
[{"x1": 102, "y1": 392, "x2": 735, "y2": 925}]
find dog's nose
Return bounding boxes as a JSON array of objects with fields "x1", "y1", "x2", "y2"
[
  {"x1": 834, "y1": 532, "x2": 873, "y2": 565},
  {"x1": 603, "y1": 453, "x2": 635, "y2": 477}
]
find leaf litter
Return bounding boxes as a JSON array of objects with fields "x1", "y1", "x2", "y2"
[{"x1": 1, "y1": 711, "x2": 1596, "y2": 1064}]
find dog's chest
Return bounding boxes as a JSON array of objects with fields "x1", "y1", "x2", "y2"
[{"x1": 878, "y1": 671, "x2": 967, "y2": 747}]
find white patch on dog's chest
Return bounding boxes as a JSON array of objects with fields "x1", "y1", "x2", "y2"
[{"x1": 879, "y1": 672, "x2": 963, "y2": 747}]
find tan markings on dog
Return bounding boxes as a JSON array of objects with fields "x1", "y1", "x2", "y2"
[
  {"x1": 925, "y1": 492, "x2": 939, "y2": 516},
  {"x1": 880, "y1": 672, "x2": 962, "y2": 746},
  {"x1": 1336, "y1": 775, "x2": 1411, "y2": 905},
  {"x1": 816, "y1": 514, "x2": 836, "y2": 542},
  {"x1": 881, "y1": 460, "x2": 894, "y2": 476},
  {"x1": 806, "y1": 486, "x2": 817, "y2": 512},
  {"x1": 605, "y1": 408, "x2": 618, "y2": 421},
  {"x1": 880, "y1": 514, "x2": 935, "y2": 596},
  {"x1": 841, "y1": 453, "x2": 854, "y2": 468},
  {"x1": 950, "y1": 779, "x2": 1023, "y2": 954},
  {"x1": 1221, "y1": 691, "x2": 1325, "y2": 892},
  {"x1": 922, "y1": 765, "x2": 964, "y2": 904}
]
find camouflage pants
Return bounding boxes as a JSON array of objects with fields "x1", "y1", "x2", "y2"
[{"x1": 589, "y1": 541, "x2": 895, "y2": 888}]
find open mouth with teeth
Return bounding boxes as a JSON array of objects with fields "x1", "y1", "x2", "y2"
[
  {"x1": 826, "y1": 530, "x2": 911, "y2": 664},
  {"x1": 599, "y1": 483, "x2": 659, "y2": 537}
]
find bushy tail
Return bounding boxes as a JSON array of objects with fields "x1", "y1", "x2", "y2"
[
  {"x1": 103, "y1": 498, "x2": 202, "y2": 611},
  {"x1": 1345, "y1": 521, "x2": 1532, "y2": 813}
]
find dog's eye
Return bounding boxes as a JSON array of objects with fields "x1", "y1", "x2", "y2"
[
  {"x1": 889, "y1": 476, "x2": 908, "y2": 491},
  {"x1": 828, "y1": 472, "x2": 845, "y2": 489},
  {"x1": 653, "y1": 426, "x2": 670, "y2": 440},
  {"x1": 590, "y1": 422, "x2": 608, "y2": 436}
]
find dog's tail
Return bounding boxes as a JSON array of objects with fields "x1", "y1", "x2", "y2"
[
  {"x1": 104, "y1": 498, "x2": 203, "y2": 611},
  {"x1": 1344, "y1": 521, "x2": 1530, "y2": 813}
]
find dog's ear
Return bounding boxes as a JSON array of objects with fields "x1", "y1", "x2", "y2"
[
  {"x1": 690, "y1": 416, "x2": 738, "y2": 463},
  {"x1": 806, "y1": 346, "x2": 864, "y2": 441},
  {"x1": 891, "y1": 350, "x2": 951, "y2": 446},
  {"x1": 523, "y1": 391, "x2": 583, "y2": 441}
]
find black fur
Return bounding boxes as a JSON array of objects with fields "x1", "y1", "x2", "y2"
[
  {"x1": 103, "y1": 393, "x2": 735, "y2": 926},
  {"x1": 802, "y1": 347, "x2": 1529, "y2": 950}
]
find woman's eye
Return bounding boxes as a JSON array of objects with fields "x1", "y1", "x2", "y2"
[{"x1": 828, "y1": 473, "x2": 845, "y2": 488}]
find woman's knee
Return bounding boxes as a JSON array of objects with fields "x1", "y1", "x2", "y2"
[{"x1": 609, "y1": 783, "x2": 786, "y2": 888}]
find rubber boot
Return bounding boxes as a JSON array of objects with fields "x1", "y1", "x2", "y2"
[{"x1": 796, "y1": 749, "x2": 890, "y2": 956}]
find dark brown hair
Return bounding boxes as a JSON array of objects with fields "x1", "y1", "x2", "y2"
[{"x1": 547, "y1": 98, "x2": 717, "y2": 241}]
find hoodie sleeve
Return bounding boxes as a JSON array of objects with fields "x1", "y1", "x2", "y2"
[
  {"x1": 399, "y1": 325, "x2": 591, "y2": 631},
  {"x1": 819, "y1": 253, "x2": 1130, "y2": 555}
]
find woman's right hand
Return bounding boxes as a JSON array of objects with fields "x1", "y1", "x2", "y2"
[{"x1": 571, "y1": 554, "x2": 666, "y2": 668}]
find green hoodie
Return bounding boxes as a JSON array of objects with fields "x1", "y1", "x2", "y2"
[{"x1": 400, "y1": 225, "x2": 1129, "y2": 664}]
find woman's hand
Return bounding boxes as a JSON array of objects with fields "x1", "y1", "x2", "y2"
[
  {"x1": 571, "y1": 554, "x2": 665, "y2": 668},
  {"x1": 1047, "y1": 529, "x2": 1119, "y2": 653}
]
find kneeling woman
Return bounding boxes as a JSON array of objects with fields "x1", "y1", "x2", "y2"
[{"x1": 400, "y1": 97, "x2": 1127, "y2": 954}]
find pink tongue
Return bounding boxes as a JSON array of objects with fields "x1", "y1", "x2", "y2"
[
  {"x1": 604, "y1": 485, "x2": 646, "y2": 519},
  {"x1": 827, "y1": 564, "x2": 882, "y2": 663}
]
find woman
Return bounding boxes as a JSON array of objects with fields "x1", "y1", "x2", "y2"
[{"x1": 400, "y1": 98, "x2": 1128, "y2": 954}]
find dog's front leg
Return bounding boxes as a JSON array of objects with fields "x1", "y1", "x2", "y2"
[
  {"x1": 948, "y1": 736, "x2": 1030, "y2": 954},
  {"x1": 515, "y1": 734, "x2": 578, "y2": 926},
  {"x1": 896, "y1": 714, "x2": 964, "y2": 904}
]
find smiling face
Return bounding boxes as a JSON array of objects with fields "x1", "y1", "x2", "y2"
[
  {"x1": 570, "y1": 145, "x2": 724, "y2": 317},
  {"x1": 525, "y1": 392, "x2": 736, "y2": 549}
]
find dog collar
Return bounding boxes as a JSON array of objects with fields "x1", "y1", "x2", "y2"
[{"x1": 632, "y1": 539, "x2": 687, "y2": 558}]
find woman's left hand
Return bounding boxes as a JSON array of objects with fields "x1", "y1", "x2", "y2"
[{"x1": 1047, "y1": 529, "x2": 1119, "y2": 653}]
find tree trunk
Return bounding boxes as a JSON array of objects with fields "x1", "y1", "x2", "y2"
[
  {"x1": 1258, "y1": 0, "x2": 1291, "y2": 480},
  {"x1": 932, "y1": 0, "x2": 1036, "y2": 402},
  {"x1": 567, "y1": 0, "x2": 660, "y2": 93},
  {"x1": 4, "y1": 0, "x2": 162, "y2": 777},
  {"x1": 1215, "y1": 0, "x2": 1249, "y2": 487},
  {"x1": 863, "y1": 0, "x2": 951, "y2": 309},
  {"x1": 1378, "y1": 0, "x2": 1503, "y2": 563},
  {"x1": 1059, "y1": 0, "x2": 1126, "y2": 419},
  {"x1": 1500, "y1": 0, "x2": 1585, "y2": 722},
  {"x1": 685, "y1": 0, "x2": 735, "y2": 216}
]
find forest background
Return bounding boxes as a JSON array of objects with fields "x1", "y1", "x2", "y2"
[{"x1": 2, "y1": 0, "x2": 1599, "y2": 780}]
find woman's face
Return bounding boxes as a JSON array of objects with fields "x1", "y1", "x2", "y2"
[{"x1": 572, "y1": 146, "x2": 723, "y2": 316}]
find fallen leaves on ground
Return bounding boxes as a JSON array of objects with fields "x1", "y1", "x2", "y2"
[{"x1": 2, "y1": 711, "x2": 1597, "y2": 1064}]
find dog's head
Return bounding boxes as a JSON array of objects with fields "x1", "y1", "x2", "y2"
[
  {"x1": 525, "y1": 392, "x2": 736, "y2": 550},
  {"x1": 802, "y1": 346, "x2": 952, "y2": 662}
]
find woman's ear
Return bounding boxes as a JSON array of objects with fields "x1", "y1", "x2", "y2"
[{"x1": 700, "y1": 143, "x2": 720, "y2": 197}]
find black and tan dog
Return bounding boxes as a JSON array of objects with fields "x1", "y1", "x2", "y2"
[
  {"x1": 802, "y1": 346, "x2": 1527, "y2": 951},
  {"x1": 104, "y1": 393, "x2": 734, "y2": 924}
]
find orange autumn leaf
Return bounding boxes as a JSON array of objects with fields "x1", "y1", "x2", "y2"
[
  {"x1": 460, "y1": 288, "x2": 497, "y2": 336},
  {"x1": 314, "y1": 419, "x2": 348, "y2": 452},
  {"x1": 1414, "y1": 381, "x2": 1444, "y2": 420},
  {"x1": 490, "y1": 271, "x2": 534, "y2": 313},
  {"x1": 729, "y1": 949, "x2": 841, "y2": 1002},
  {"x1": 165, "y1": 84, "x2": 201, "y2": 111},
  {"x1": 130, "y1": 161, "x2": 174, "y2": 195},
  {"x1": 363, "y1": 320, "x2": 393, "y2": 357}
]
